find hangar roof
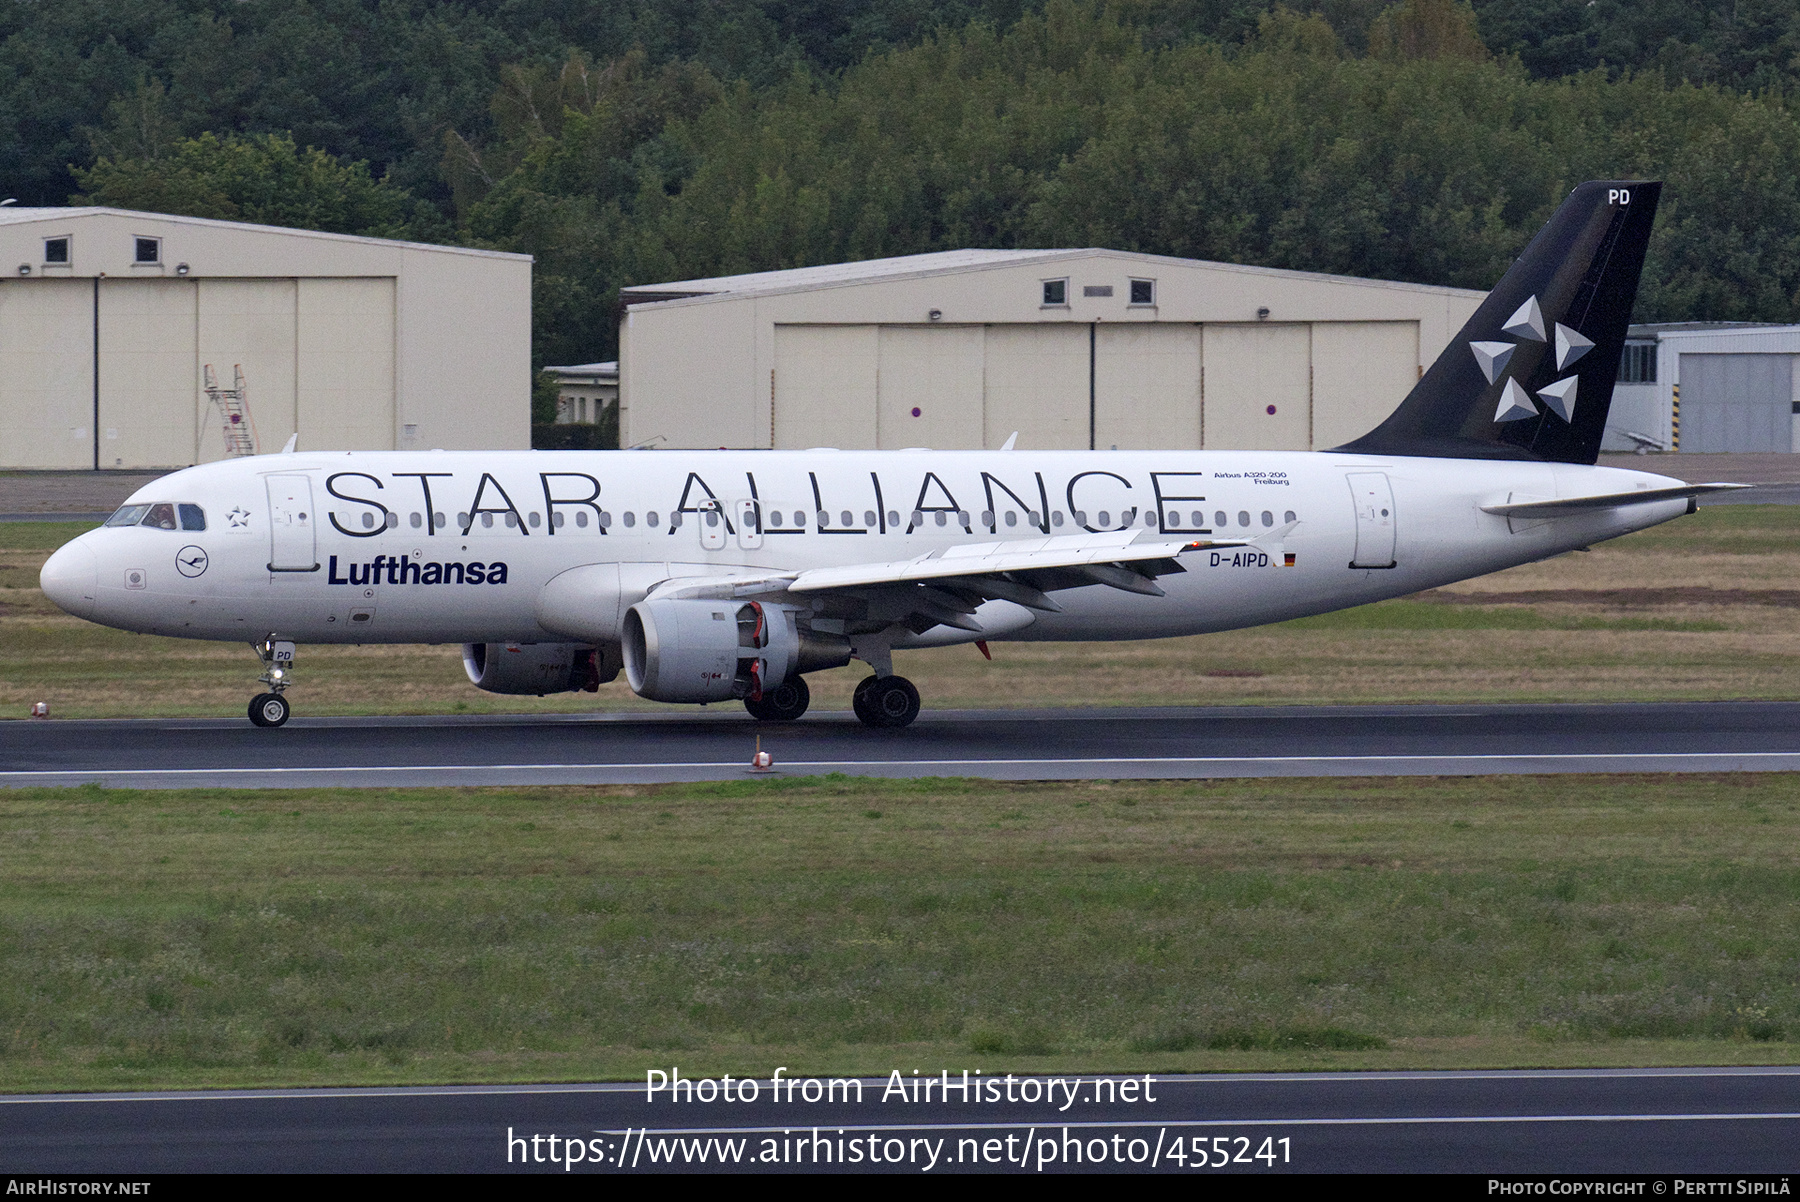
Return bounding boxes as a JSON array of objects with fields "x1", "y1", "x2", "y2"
[
  {"x1": 0, "y1": 206, "x2": 530, "y2": 261},
  {"x1": 620, "y1": 247, "x2": 1484, "y2": 306}
]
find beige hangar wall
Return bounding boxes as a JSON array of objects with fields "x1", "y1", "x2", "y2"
[
  {"x1": 755, "y1": 318, "x2": 1424, "y2": 454},
  {"x1": 0, "y1": 207, "x2": 530, "y2": 469},
  {"x1": 0, "y1": 279, "x2": 92, "y2": 469},
  {"x1": 619, "y1": 251, "x2": 1482, "y2": 452}
]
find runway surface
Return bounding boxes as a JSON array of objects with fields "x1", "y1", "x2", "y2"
[
  {"x1": 5, "y1": 700, "x2": 1800, "y2": 787},
  {"x1": 4, "y1": 1067, "x2": 1798, "y2": 1173}
]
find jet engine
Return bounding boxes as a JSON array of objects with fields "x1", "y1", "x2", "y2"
[
  {"x1": 462, "y1": 642, "x2": 618, "y2": 695},
  {"x1": 622, "y1": 599, "x2": 850, "y2": 703}
]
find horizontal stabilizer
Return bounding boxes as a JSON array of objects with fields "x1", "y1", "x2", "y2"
[{"x1": 1480, "y1": 483, "x2": 1749, "y2": 518}]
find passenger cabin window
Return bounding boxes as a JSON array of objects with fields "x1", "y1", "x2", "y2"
[{"x1": 43, "y1": 237, "x2": 69, "y2": 264}]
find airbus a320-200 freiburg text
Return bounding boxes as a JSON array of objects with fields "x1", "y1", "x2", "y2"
[{"x1": 39, "y1": 181, "x2": 1739, "y2": 729}]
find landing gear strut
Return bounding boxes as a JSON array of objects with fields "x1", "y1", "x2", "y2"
[
  {"x1": 248, "y1": 638, "x2": 295, "y2": 728},
  {"x1": 853, "y1": 674, "x2": 920, "y2": 729},
  {"x1": 745, "y1": 675, "x2": 811, "y2": 722}
]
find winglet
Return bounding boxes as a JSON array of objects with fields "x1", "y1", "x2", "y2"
[
  {"x1": 999, "y1": 431, "x2": 1018, "y2": 451},
  {"x1": 280, "y1": 434, "x2": 298, "y2": 454}
]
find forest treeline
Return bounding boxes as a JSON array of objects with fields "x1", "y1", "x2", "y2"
[{"x1": 18, "y1": 0, "x2": 1800, "y2": 388}]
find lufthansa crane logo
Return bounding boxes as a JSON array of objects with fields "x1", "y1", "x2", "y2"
[{"x1": 176, "y1": 546, "x2": 209, "y2": 578}]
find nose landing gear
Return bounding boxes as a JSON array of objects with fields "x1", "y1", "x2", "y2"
[
  {"x1": 249, "y1": 692, "x2": 290, "y2": 727},
  {"x1": 248, "y1": 638, "x2": 296, "y2": 728}
]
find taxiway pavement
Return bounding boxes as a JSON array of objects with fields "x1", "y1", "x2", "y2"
[
  {"x1": 3, "y1": 1067, "x2": 1797, "y2": 1173},
  {"x1": 4, "y1": 701, "x2": 1800, "y2": 787}
]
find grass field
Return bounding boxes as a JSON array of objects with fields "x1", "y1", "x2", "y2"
[
  {"x1": 2, "y1": 773, "x2": 1798, "y2": 1091},
  {"x1": 5, "y1": 510, "x2": 1800, "y2": 1090},
  {"x1": 4, "y1": 505, "x2": 1800, "y2": 718}
]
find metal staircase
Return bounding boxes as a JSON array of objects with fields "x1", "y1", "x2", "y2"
[{"x1": 203, "y1": 364, "x2": 258, "y2": 457}]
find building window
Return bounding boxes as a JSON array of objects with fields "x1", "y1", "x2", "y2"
[
  {"x1": 42, "y1": 237, "x2": 69, "y2": 264},
  {"x1": 1042, "y1": 279, "x2": 1067, "y2": 306},
  {"x1": 134, "y1": 237, "x2": 161, "y2": 264},
  {"x1": 1618, "y1": 343, "x2": 1656, "y2": 383},
  {"x1": 1082, "y1": 284, "x2": 1113, "y2": 298},
  {"x1": 1129, "y1": 278, "x2": 1155, "y2": 305}
]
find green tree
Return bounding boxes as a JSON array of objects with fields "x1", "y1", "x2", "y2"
[{"x1": 71, "y1": 130, "x2": 451, "y2": 241}]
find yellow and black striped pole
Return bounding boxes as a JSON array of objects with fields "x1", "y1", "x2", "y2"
[{"x1": 1671, "y1": 383, "x2": 1680, "y2": 451}]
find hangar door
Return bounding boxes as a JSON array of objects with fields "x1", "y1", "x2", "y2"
[
  {"x1": 772, "y1": 323, "x2": 1088, "y2": 450},
  {"x1": 296, "y1": 278, "x2": 396, "y2": 456},
  {"x1": 1202, "y1": 324, "x2": 1312, "y2": 450},
  {"x1": 1093, "y1": 325, "x2": 1201, "y2": 449},
  {"x1": 773, "y1": 325, "x2": 877, "y2": 449},
  {"x1": 769, "y1": 319, "x2": 1417, "y2": 453},
  {"x1": 195, "y1": 279, "x2": 299, "y2": 464},
  {"x1": 98, "y1": 280, "x2": 199, "y2": 469},
  {"x1": 0, "y1": 279, "x2": 92, "y2": 468},
  {"x1": 1311, "y1": 322, "x2": 1419, "y2": 448},
  {"x1": 1679, "y1": 353, "x2": 1795, "y2": 452},
  {"x1": 6, "y1": 276, "x2": 395, "y2": 471}
]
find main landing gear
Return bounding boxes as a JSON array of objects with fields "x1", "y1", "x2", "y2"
[
  {"x1": 248, "y1": 638, "x2": 296, "y2": 728},
  {"x1": 745, "y1": 675, "x2": 811, "y2": 722},
  {"x1": 852, "y1": 674, "x2": 920, "y2": 729},
  {"x1": 742, "y1": 672, "x2": 923, "y2": 728}
]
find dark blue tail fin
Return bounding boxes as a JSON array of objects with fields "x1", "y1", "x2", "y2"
[{"x1": 1339, "y1": 180, "x2": 1660, "y2": 465}]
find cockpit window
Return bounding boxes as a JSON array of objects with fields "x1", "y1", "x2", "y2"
[
  {"x1": 104, "y1": 504, "x2": 150, "y2": 528},
  {"x1": 104, "y1": 502, "x2": 205, "y2": 530}
]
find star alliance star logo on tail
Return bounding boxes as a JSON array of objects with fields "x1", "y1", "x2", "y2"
[{"x1": 1471, "y1": 295, "x2": 1594, "y2": 425}]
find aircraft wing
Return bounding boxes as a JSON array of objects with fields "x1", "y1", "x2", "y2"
[
  {"x1": 1480, "y1": 482, "x2": 1750, "y2": 518},
  {"x1": 647, "y1": 525, "x2": 1292, "y2": 635},
  {"x1": 788, "y1": 528, "x2": 1239, "y2": 594}
]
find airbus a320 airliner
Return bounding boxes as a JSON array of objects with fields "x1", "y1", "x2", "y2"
[{"x1": 39, "y1": 180, "x2": 1735, "y2": 729}]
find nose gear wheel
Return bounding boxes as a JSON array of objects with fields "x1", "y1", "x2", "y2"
[{"x1": 248, "y1": 692, "x2": 290, "y2": 727}]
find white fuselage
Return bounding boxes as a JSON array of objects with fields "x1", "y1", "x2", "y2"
[{"x1": 40, "y1": 448, "x2": 1690, "y2": 649}]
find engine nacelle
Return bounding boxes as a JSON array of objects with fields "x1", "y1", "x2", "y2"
[
  {"x1": 462, "y1": 642, "x2": 618, "y2": 695},
  {"x1": 622, "y1": 599, "x2": 850, "y2": 703}
]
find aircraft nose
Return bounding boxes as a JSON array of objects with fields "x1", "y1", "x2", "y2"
[{"x1": 39, "y1": 539, "x2": 98, "y2": 619}]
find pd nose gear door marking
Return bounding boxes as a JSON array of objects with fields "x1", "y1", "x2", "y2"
[
  {"x1": 266, "y1": 473, "x2": 319, "y2": 572},
  {"x1": 1347, "y1": 471, "x2": 1397, "y2": 569}
]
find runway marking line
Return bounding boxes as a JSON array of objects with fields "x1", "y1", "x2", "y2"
[
  {"x1": 595, "y1": 1113, "x2": 1800, "y2": 1136},
  {"x1": 8, "y1": 751, "x2": 1800, "y2": 778},
  {"x1": 8, "y1": 750, "x2": 1800, "y2": 789}
]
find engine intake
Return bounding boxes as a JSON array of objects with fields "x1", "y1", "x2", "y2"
[
  {"x1": 462, "y1": 642, "x2": 617, "y2": 695},
  {"x1": 622, "y1": 599, "x2": 849, "y2": 703}
]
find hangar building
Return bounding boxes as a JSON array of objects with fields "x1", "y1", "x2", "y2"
[
  {"x1": 617, "y1": 249, "x2": 1484, "y2": 452},
  {"x1": 0, "y1": 207, "x2": 531, "y2": 470},
  {"x1": 1610, "y1": 323, "x2": 1800, "y2": 453}
]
